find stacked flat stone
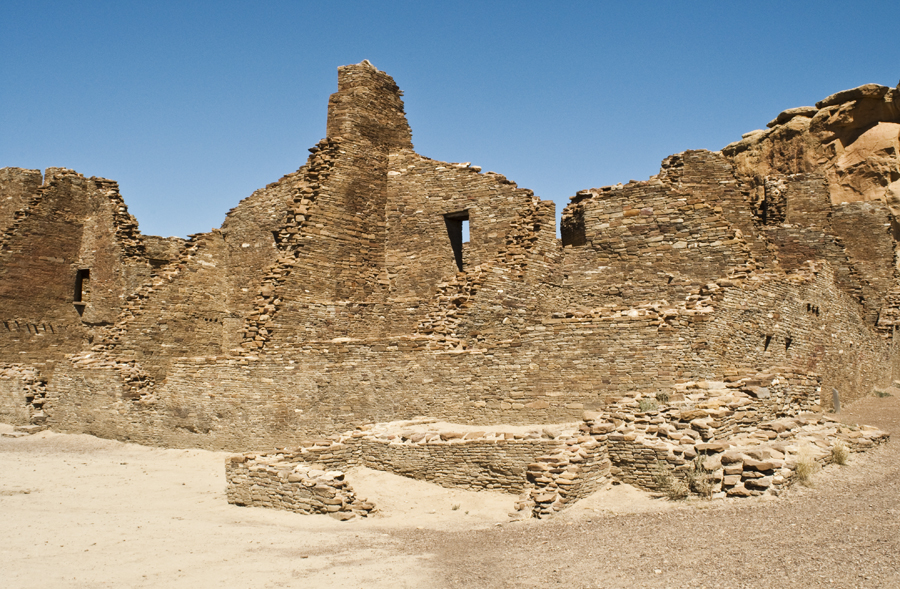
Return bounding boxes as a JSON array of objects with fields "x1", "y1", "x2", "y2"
[
  {"x1": 582, "y1": 376, "x2": 888, "y2": 498},
  {"x1": 413, "y1": 267, "x2": 486, "y2": 349},
  {"x1": 520, "y1": 435, "x2": 611, "y2": 518},
  {"x1": 227, "y1": 454, "x2": 373, "y2": 520},
  {"x1": 239, "y1": 138, "x2": 339, "y2": 354},
  {"x1": 93, "y1": 178, "x2": 147, "y2": 260}
]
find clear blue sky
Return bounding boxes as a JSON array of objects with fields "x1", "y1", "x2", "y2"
[{"x1": 2, "y1": 1, "x2": 899, "y2": 238}]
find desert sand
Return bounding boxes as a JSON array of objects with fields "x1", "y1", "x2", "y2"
[{"x1": 2, "y1": 393, "x2": 899, "y2": 588}]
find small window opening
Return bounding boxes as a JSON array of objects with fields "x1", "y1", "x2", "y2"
[
  {"x1": 444, "y1": 211, "x2": 469, "y2": 272},
  {"x1": 561, "y1": 206, "x2": 587, "y2": 247},
  {"x1": 74, "y1": 269, "x2": 91, "y2": 303},
  {"x1": 785, "y1": 336, "x2": 793, "y2": 351},
  {"x1": 763, "y1": 334, "x2": 772, "y2": 351}
]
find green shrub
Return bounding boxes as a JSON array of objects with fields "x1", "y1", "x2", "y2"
[{"x1": 874, "y1": 389, "x2": 892, "y2": 398}]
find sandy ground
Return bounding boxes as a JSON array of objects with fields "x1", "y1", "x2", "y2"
[{"x1": 2, "y1": 393, "x2": 899, "y2": 589}]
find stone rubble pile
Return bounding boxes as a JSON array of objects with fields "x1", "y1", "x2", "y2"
[{"x1": 581, "y1": 373, "x2": 887, "y2": 499}]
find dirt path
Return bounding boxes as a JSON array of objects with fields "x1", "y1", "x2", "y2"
[{"x1": 2, "y1": 393, "x2": 898, "y2": 588}]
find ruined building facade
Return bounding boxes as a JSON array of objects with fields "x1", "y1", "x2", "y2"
[{"x1": 2, "y1": 62, "x2": 899, "y2": 451}]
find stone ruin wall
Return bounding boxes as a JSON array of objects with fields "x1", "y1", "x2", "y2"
[
  {"x1": 1, "y1": 62, "x2": 899, "y2": 454},
  {"x1": 0, "y1": 167, "x2": 42, "y2": 236},
  {"x1": 41, "y1": 262, "x2": 892, "y2": 451},
  {"x1": 0, "y1": 168, "x2": 161, "y2": 375},
  {"x1": 223, "y1": 420, "x2": 611, "y2": 518}
]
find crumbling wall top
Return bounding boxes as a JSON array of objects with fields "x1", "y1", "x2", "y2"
[{"x1": 326, "y1": 60, "x2": 413, "y2": 149}]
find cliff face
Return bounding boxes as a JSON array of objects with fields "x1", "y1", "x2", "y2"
[
  {"x1": 1, "y1": 64, "x2": 898, "y2": 449},
  {"x1": 712, "y1": 81, "x2": 900, "y2": 327},
  {"x1": 722, "y1": 82, "x2": 900, "y2": 213}
]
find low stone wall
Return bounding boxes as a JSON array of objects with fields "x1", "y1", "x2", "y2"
[
  {"x1": 225, "y1": 421, "x2": 579, "y2": 517},
  {"x1": 607, "y1": 438, "x2": 676, "y2": 491},
  {"x1": 360, "y1": 434, "x2": 558, "y2": 493},
  {"x1": 225, "y1": 374, "x2": 889, "y2": 519},
  {"x1": 226, "y1": 454, "x2": 373, "y2": 520}
]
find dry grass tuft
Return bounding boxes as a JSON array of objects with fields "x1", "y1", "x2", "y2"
[
  {"x1": 794, "y1": 446, "x2": 820, "y2": 486},
  {"x1": 686, "y1": 457, "x2": 715, "y2": 499},
  {"x1": 638, "y1": 398, "x2": 659, "y2": 413},
  {"x1": 831, "y1": 441, "x2": 849, "y2": 466},
  {"x1": 653, "y1": 461, "x2": 689, "y2": 500}
]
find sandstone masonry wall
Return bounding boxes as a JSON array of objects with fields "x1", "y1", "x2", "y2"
[{"x1": 2, "y1": 64, "x2": 897, "y2": 453}]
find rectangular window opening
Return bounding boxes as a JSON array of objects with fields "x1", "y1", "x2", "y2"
[
  {"x1": 444, "y1": 211, "x2": 469, "y2": 272},
  {"x1": 74, "y1": 269, "x2": 91, "y2": 303}
]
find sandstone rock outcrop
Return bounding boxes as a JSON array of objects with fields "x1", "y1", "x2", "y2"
[{"x1": 723, "y1": 81, "x2": 900, "y2": 212}]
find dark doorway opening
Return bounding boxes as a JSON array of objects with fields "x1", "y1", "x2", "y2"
[{"x1": 444, "y1": 211, "x2": 469, "y2": 272}]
